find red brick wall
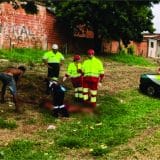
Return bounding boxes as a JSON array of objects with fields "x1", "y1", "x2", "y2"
[
  {"x1": 102, "y1": 40, "x2": 119, "y2": 53},
  {"x1": 0, "y1": 3, "x2": 66, "y2": 50},
  {"x1": 130, "y1": 41, "x2": 148, "y2": 57},
  {"x1": 102, "y1": 39, "x2": 148, "y2": 57}
]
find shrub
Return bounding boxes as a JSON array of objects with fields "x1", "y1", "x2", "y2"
[{"x1": 127, "y1": 45, "x2": 135, "y2": 55}]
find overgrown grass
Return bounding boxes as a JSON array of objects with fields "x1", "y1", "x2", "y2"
[
  {"x1": 0, "y1": 48, "x2": 44, "y2": 64},
  {"x1": 0, "y1": 139, "x2": 59, "y2": 160},
  {"x1": 106, "y1": 53, "x2": 156, "y2": 66},
  {"x1": 0, "y1": 89, "x2": 159, "y2": 159},
  {"x1": 53, "y1": 90, "x2": 159, "y2": 150},
  {"x1": 0, "y1": 48, "x2": 156, "y2": 67},
  {"x1": 0, "y1": 50, "x2": 159, "y2": 159},
  {"x1": 0, "y1": 118, "x2": 17, "y2": 129}
]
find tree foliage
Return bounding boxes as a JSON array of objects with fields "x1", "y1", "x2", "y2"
[
  {"x1": 52, "y1": 0, "x2": 160, "y2": 51},
  {"x1": 0, "y1": 0, "x2": 38, "y2": 14},
  {"x1": 1, "y1": 0, "x2": 160, "y2": 52}
]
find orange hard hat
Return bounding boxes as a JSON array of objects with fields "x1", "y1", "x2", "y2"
[
  {"x1": 87, "y1": 49, "x2": 95, "y2": 55},
  {"x1": 73, "y1": 55, "x2": 81, "y2": 61}
]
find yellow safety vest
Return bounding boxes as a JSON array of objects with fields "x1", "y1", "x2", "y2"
[
  {"x1": 43, "y1": 50, "x2": 64, "y2": 63},
  {"x1": 67, "y1": 62, "x2": 82, "y2": 77},
  {"x1": 82, "y1": 56, "x2": 104, "y2": 77}
]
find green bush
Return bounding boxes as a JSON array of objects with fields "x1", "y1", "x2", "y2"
[
  {"x1": 119, "y1": 48, "x2": 127, "y2": 54},
  {"x1": 127, "y1": 45, "x2": 135, "y2": 55}
]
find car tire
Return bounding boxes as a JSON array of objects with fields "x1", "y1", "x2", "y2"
[{"x1": 146, "y1": 86, "x2": 156, "y2": 96}]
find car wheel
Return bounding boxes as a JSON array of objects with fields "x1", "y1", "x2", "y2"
[{"x1": 146, "y1": 86, "x2": 156, "y2": 96}]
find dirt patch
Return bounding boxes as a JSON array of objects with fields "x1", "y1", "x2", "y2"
[
  {"x1": 0, "y1": 60, "x2": 157, "y2": 145},
  {"x1": 106, "y1": 127, "x2": 160, "y2": 160},
  {"x1": 101, "y1": 62, "x2": 154, "y2": 95}
]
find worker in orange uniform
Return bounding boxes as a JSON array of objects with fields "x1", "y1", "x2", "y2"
[
  {"x1": 82, "y1": 49, "x2": 104, "y2": 107},
  {"x1": 63, "y1": 55, "x2": 83, "y2": 102}
]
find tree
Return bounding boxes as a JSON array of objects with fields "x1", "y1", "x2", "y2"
[
  {"x1": 53, "y1": 0, "x2": 160, "y2": 52},
  {"x1": 0, "y1": 0, "x2": 39, "y2": 14},
  {"x1": 1, "y1": 0, "x2": 160, "y2": 52}
]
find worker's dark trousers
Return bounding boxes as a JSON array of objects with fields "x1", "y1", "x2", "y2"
[
  {"x1": 46, "y1": 63, "x2": 60, "y2": 94},
  {"x1": 50, "y1": 83, "x2": 69, "y2": 117}
]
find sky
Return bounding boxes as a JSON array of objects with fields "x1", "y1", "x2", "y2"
[{"x1": 152, "y1": 3, "x2": 160, "y2": 33}]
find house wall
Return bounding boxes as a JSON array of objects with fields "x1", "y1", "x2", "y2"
[
  {"x1": 130, "y1": 41, "x2": 148, "y2": 57},
  {"x1": 148, "y1": 39, "x2": 157, "y2": 58},
  {"x1": 102, "y1": 40, "x2": 149, "y2": 57},
  {"x1": 0, "y1": 3, "x2": 67, "y2": 50},
  {"x1": 157, "y1": 41, "x2": 160, "y2": 57},
  {"x1": 102, "y1": 40, "x2": 119, "y2": 53}
]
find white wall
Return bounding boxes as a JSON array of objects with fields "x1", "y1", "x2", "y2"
[{"x1": 148, "y1": 39, "x2": 157, "y2": 58}]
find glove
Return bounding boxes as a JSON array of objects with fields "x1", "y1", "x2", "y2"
[
  {"x1": 98, "y1": 82, "x2": 102, "y2": 87},
  {"x1": 63, "y1": 76, "x2": 67, "y2": 82}
]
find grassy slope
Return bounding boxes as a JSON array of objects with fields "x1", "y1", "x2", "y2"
[
  {"x1": 0, "y1": 49, "x2": 159, "y2": 159},
  {"x1": 106, "y1": 53, "x2": 156, "y2": 67},
  {"x1": 0, "y1": 48, "x2": 157, "y2": 67},
  {"x1": 0, "y1": 91, "x2": 159, "y2": 159}
]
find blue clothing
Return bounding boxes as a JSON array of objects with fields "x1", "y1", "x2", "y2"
[{"x1": 0, "y1": 73, "x2": 16, "y2": 95}]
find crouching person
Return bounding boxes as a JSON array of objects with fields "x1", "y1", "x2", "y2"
[
  {"x1": 0, "y1": 66, "x2": 26, "y2": 112},
  {"x1": 49, "y1": 79, "x2": 69, "y2": 117}
]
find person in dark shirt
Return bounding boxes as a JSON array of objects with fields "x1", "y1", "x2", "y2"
[{"x1": 49, "y1": 79, "x2": 69, "y2": 117}]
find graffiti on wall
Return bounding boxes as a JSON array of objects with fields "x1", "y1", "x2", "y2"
[
  {"x1": 0, "y1": 6, "x2": 48, "y2": 49},
  {"x1": 1, "y1": 23, "x2": 47, "y2": 47}
]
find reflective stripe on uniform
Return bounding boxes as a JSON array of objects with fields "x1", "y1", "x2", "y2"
[
  {"x1": 59, "y1": 105, "x2": 65, "y2": 108},
  {"x1": 79, "y1": 93, "x2": 83, "y2": 98},
  {"x1": 90, "y1": 97, "x2": 96, "y2": 103},
  {"x1": 54, "y1": 105, "x2": 65, "y2": 109},
  {"x1": 83, "y1": 94, "x2": 88, "y2": 100},
  {"x1": 54, "y1": 106, "x2": 59, "y2": 109},
  {"x1": 78, "y1": 87, "x2": 83, "y2": 91},
  {"x1": 75, "y1": 93, "x2": 79, "y2": 98},
  {"x1": 90, "y1": 90, "x2": 97, "y2": 95},
  {"x1": 51, "y1": 77, "x2": 58, "y2": 81},
  {"x1": 75, "y1": 88, "x2": 78, "y2": 92},
  {"x1": 83, "y1": 88, "x2": 88, "y2": 93}
]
